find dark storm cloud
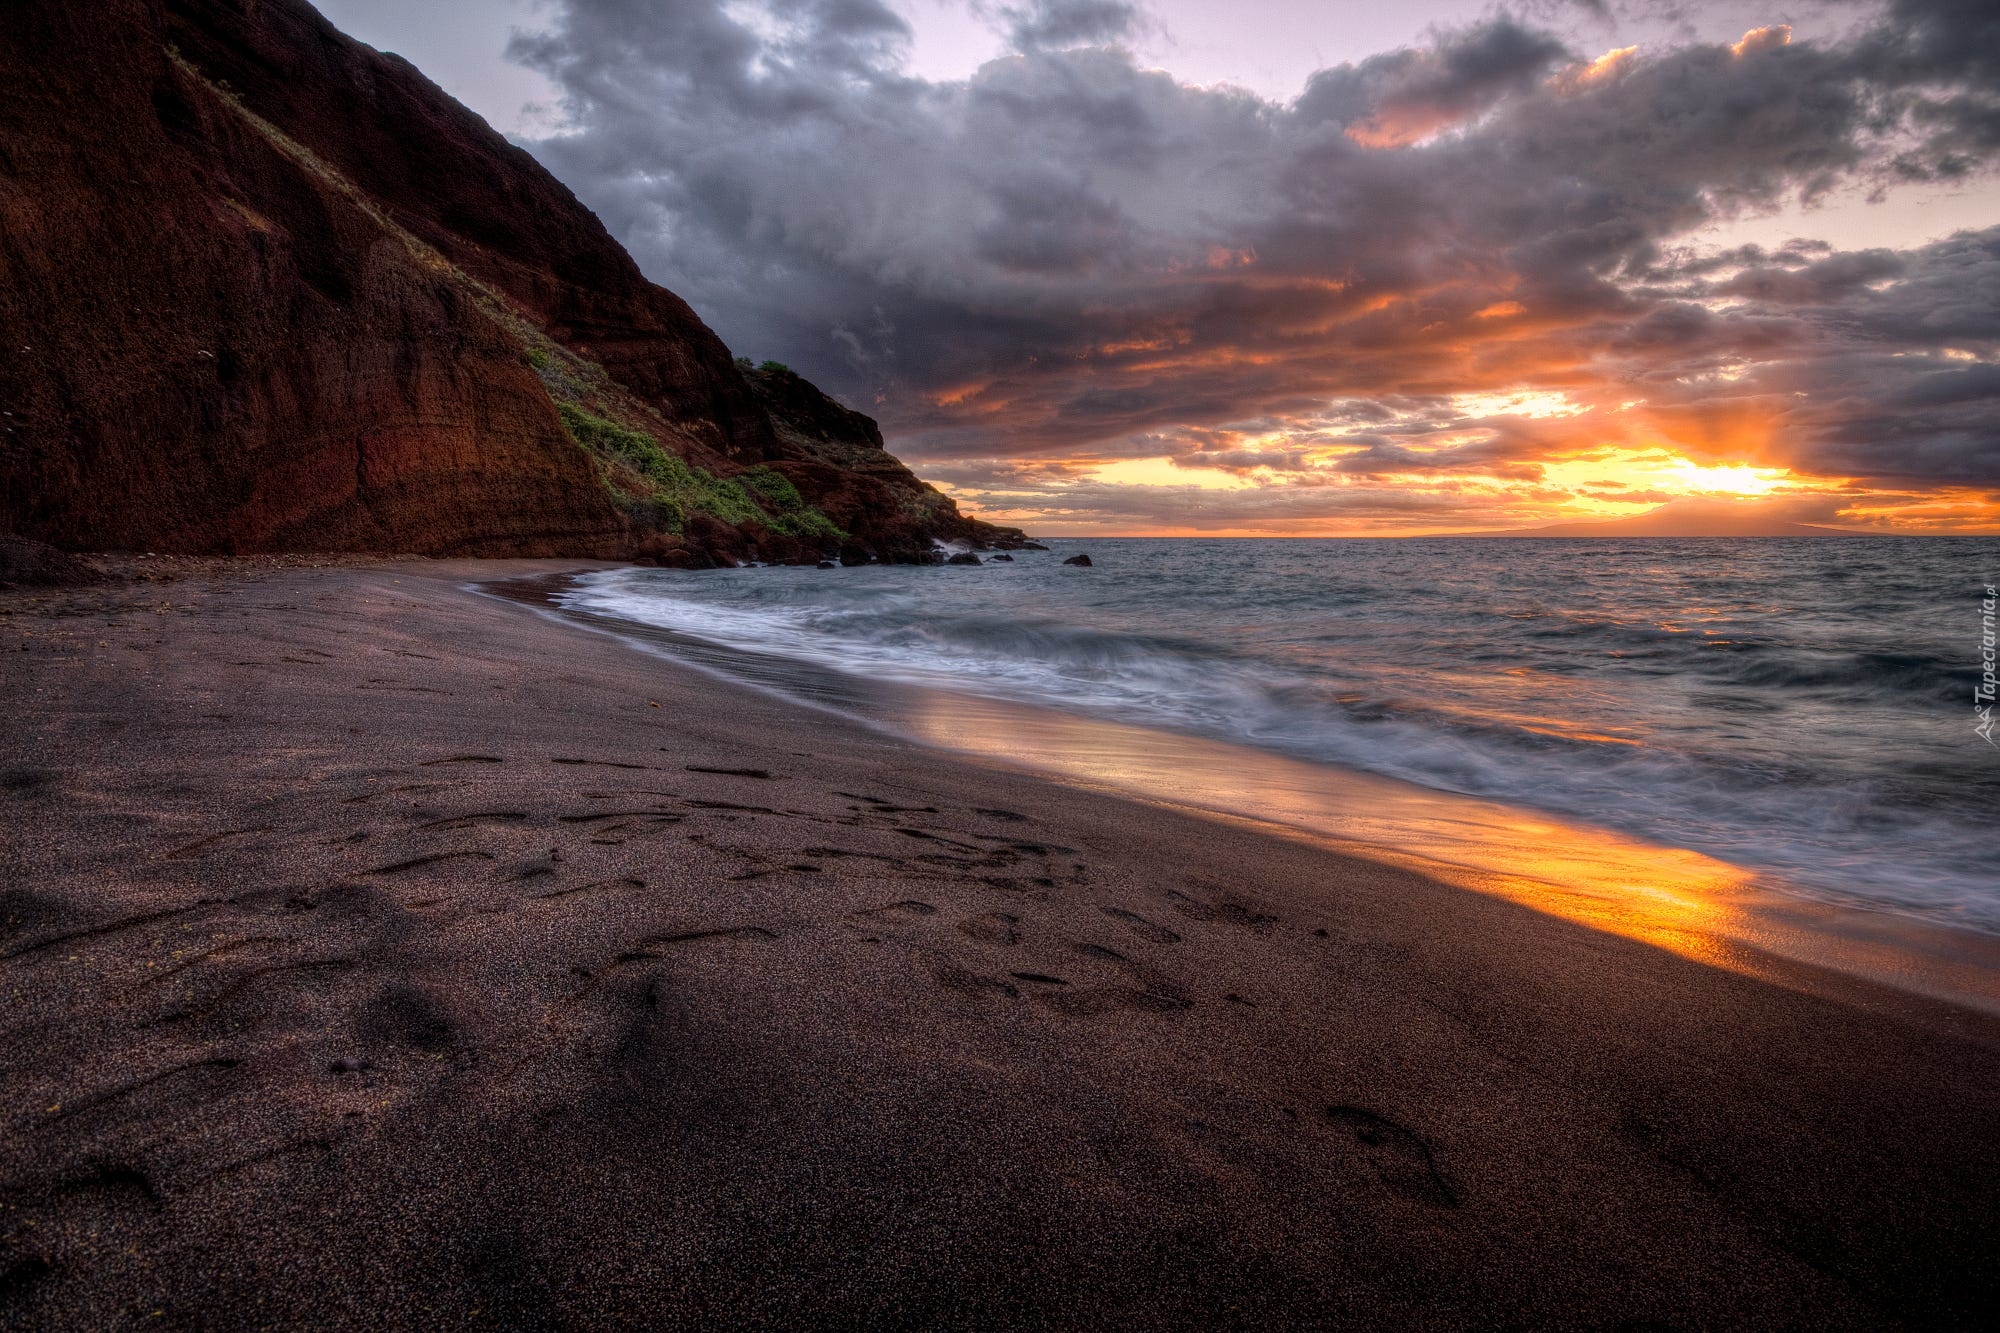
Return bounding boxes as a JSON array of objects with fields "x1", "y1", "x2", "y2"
[
  {"x1": 1863, "y1": 0, "x2": 2000, "y2": 168},
  {"x1": 513, "y1": 0, "x2": 2000, "y2": 505},
  {"x1": 999, "y1": 0, "x2": 1142, "y2": 52},
  {"x1": 1712, "y1": 249, "x2": 1906, "y2": 302},
  {"x1": 1293, "y1": 19, "x2": 1568, "y2": 145}
]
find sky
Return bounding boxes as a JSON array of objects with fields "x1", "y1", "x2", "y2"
[{"x1": 315, "y1": 0, "x2": 2000, "y2": 534}]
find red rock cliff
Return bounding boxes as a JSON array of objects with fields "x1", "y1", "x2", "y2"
[{"x1": 0, "y1": 0, "x2": 1019, "y2": 562}]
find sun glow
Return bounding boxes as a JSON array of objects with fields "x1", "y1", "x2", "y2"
[
  {"x1": 929, "y1": 413, "x2": 1997, "y2": 537},
  {"x1": 1536, "y1": 449, "x2": 1802, "y2": 506},
  {"x1": 1659, "y1": 457, "x2": 1790, "y2": 495},
  {"x1": 1451, "y1": 390, "x2": 1589, "y2": 419}
]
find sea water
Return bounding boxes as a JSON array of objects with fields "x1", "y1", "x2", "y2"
[{"x1": 557, "y1": 537, "x2": 2000, "y2": 934}]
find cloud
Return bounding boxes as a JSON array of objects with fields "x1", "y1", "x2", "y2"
[
  {"x1": 998, "y1": 1, "x2": 1143, "y2": 53},
  {"x1": 512, "y1": 0, "x2": 2000, "y2": 531},
  {"x1": 1299, "y1": 20, "x2": 1569, "y2": 148},
  {"x1": 1861, "y1": 0, "x2": 2000, "y2": 170}
]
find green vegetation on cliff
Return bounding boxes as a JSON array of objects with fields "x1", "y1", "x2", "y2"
[
  {"x1": 555, "y1": 405, "x2": 841, "y2": 543},
  {"x1": 742, "y1": 466, "x2": 847, "y2": 542}
]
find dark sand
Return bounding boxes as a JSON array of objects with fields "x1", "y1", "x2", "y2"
[{"x1": 2, "y1": 561, "x2": 1996, "y2": 1329}]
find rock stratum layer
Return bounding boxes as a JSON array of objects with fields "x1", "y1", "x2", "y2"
[{"x1": 0, "y1": 0, "x2": 1021, "y2": 564}]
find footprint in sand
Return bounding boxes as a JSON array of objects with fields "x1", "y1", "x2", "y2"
[
  {"x1": 531, "y1": 876, "x2": 646, "y2": 903},
  {"x1": 1043, "y1": 942, "x2": 1196, "y2": 1015},
  {"x1": 161, "y1": 826, "x2": 270, "y2": 858},
  {"x1": 934, "y1": 964, "x2": 1020, "y2": 1000},
  {"x1": 360, "y1": 983, "x2": 460, "y2": 1052},
  {"x1": 362, "y1": 850, "x2": 494, "y2": 875},
  {"x1": 1099, "y1": 906, "x2": 1181, "y2": 944},
  {"x1": 1167, "y1": 888, "x2": 1276, "y2": 929},
  {"x1": 836, "y1": 792, "x2": 940, "y2": 814},
  {"x1": 959, "y1": 912, "x2": 1020, "y2": 945},
  {"x1": 412, "y1": 811, "x2": 527, "y2": 831},
  {"x1": 848, "y1": 900, "x2": 938, "y2": 925},
  {"x1": 1325, "y1": 1106, "x2": 1458, "y2": 1208}
]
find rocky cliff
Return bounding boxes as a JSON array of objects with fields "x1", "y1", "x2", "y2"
[{"x1": 0, "y1": 0, "x2": 1022, "y2": 564}]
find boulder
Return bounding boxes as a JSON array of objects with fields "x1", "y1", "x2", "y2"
[
  {"x1": 1062, "y1": 553, "x2": 1094, "y2": 567},
  {"x1": 0, "y1": 535, "x2": 102, "y2": 587},
  {"x1": 946, "y1": 552, "x2": 982, "y2": 565}
]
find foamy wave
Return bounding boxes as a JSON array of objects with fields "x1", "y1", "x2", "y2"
[{"x1": 557, "y1": 538, "x2": 2000, "y2": 932}]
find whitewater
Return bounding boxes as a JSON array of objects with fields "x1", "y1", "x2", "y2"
[{"x1": 557, "y1": 537, "x2": 2000, "y2": 934}]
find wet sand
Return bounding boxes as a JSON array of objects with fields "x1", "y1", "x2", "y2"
[{"x1": 2, "y1": 560, "x2": 1997, "y2": 1328}]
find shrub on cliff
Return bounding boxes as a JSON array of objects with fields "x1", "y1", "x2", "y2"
[
  {"x1": 558, "y1": 403, "x2": 659, "y2": 471},
  {"x1": 557, "y1": 404, "x2": 764, "y2": 530},
  {"x1": 741, "y1": 465, "x2": 804, "y2": 512},
  {"x1": 743, "y1": 466, "x2": 846, "y2": 542}
]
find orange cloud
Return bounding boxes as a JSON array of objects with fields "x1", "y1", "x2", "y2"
[
  {"x1": 1553, "y1": 45, "x2": 1639, "y2": 93},
  {"x1": 1731, "y1": 26, "x2": 1792, "y2": 58},
  {"x1": 1346, "y1": 105, "x2": 1461, "y2": 149}
]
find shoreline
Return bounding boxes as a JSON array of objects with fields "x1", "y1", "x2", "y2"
[
  {"x1": 4, "y1": 559, "x2": 1998, "y2": 1326},
  {"x1": 507, "y1": 567, "x2": 2000, "y2": 1019}
]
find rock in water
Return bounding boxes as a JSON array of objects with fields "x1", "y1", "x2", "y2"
[
  {"x1": 990, "y1": 554, "x2": 1014, "y2": 562},
  {"x1": 1063, "y1": 553, "x2": 1094, "y2": 567},
  {"x1": 946, "y1": 552, "x2": 983, "y2": 565}
]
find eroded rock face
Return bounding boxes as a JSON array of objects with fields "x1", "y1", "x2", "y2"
[
  {"x1": 0, "y1": 0, "x2": 1019, "y2": 561},
  {"x1": 743, "y1": 365, "x2": 1027, "y2": 563}
]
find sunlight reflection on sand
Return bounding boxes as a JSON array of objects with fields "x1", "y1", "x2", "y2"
[
  {"x1": 902, "y1": 691, "x2": 2000, "y2": 1015},
  {"x1": 513, "y1": 584, "x2": 2000, "y2": 1018}
]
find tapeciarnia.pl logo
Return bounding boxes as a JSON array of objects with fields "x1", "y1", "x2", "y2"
[{"x1": 1978, "y1": 582, "x2": 1997, "y2": 747}]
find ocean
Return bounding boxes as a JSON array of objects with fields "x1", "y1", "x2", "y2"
[{"x1": 553, "y1": 537, "x2": 2000, "y2": 936}]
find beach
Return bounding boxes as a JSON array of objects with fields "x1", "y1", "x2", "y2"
[{"x1": 3, "y1": 559, "x2": 1997, "y2": 1328}]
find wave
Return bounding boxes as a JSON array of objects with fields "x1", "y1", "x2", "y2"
[{"x1": 557, "y1": 542, "x2": 2000, "y2": 933}]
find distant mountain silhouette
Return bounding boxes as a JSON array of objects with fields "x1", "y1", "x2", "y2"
[{"x1": 1487, "y1": 498, "x2": 1863, "y2": 537}]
